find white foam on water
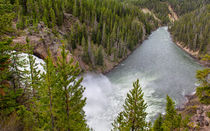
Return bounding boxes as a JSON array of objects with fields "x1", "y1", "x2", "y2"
[
  {"x1": 82, "y1": 73, "x2": 164, "y2": 131},
  {"x1": 82, "y1": 73, "x2": 114, "y2": 131}
]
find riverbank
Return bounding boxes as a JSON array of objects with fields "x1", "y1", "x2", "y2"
[
  {"x1": 82, "y1": 27, "x2": 205, "y2": 130},
  {"x1": 170, "y1": 36, "x2": 210, "y2": 67},
  {"x1": 101, "y1": 37, "x2": 148, "y2": 74},
  {"x1": 91, "y1": 29, "x2": 155, "y2": 74},
  {"x1": 177, "y1": 93, "x2": 210, "y2": 130}
]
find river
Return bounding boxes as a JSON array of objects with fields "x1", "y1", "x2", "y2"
[{"x1": 82, "y1": 27, "x2": 202, "y2": 131}]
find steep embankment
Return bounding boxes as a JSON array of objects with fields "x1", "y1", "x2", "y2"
[
  {"x1": 169, "y1": 4, "x2": 210, "y2": 66},
  {"x1": 141, "y1": 8, "x2": 161, "y2": 23},
  {"x1": 166, "y1": 0, "x2": 210, "y2": 16},
  {"x1": 123, "y1": 0, "x2": 171, "y2": 24},
  {"x1": 141, "y1": 3, "x2": 179, "y2": 23},
  {"x1": 167, "y1": 4, "x2": 178, "y2": 22}
]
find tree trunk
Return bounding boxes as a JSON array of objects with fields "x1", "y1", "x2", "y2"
[
  {"x1": 65, "y1": 87, "x2": 70, "y2": 131},
  {"x1": 47, "y1": 73, "x2": 54, "y2": 130},
  {"x1": 48, "y1": 86, "x2": 54, "y2": 130}
]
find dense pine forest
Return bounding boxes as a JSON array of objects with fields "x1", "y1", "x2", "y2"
[
  {"x1": 170, "y1": 4, "x2": 210, "y2": 56},
  {"x1": 1, "y1": 0, "x2": 210, "y2": 130},
  {"x1": 12, "y1": 0, "x2": 160, "y2": 72}
]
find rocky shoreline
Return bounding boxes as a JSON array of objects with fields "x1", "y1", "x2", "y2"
[
  {"x1": 168, "y1": 31, "x2": 210, "y2": 130},
  {"x1": 172, "y1": 39, "x2": 210, "y2": 67},
  {"x1": 177, "y1": 93, "x2": 210, "y2": 130},
  {"x1": 102, "y1": 36, "x2": 149, "y2": 74}
]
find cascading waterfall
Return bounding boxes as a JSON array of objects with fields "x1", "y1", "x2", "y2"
[
  {"x1": 21, "y1": 26, "x2": 202, "y2": 131},
  {"x1": 17, "y1": 52, "x2": 45, "y2": 74}
]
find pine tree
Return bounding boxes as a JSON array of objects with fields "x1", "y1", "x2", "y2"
[
  {"x1": 112, "y1": 79, "x2": 149, "y2": 131},
  {"x1": 112, "y1": 112, "x2": 126, "y2": 131},
  {"x1": 0, "y1": 39, "x2": 20, "y2": 117},
  {"x1": 82, "y1": 36, "x2": 90, "y2": 64},
  {"x1": 43, "y1": 8, "x2": 48, "y2": 26},
  {"x1": 196, "y1": 55, "x2": 210, "y2": 104},
  {"x1": 20, "y1": 39, "x2": 43, "y2": 130},
  {"x1": 161, "y1": 95, "x2": 181, "y2": 130},
  {"x1": 73, "y1": 0, "x2": 78, "y2": 17},
  {"x1": 0, "y1": 40, "x2": 22, "y2": 130},
  {"x1": 70, "y1": 26, "x2": 77, "y2": 49},
  {"x1": 39, "y1": 49, "x2": 57, "y2": 130},
  {"x1": 96, "y1": 46, "x2": 104, "y2": 66},
  {"x1": 9, "y1": 40, "x2": 40, "y2": 130},
  {"x1": 0, "y1": 1, "x2": 15, "y2": 36},
  {"x1": 107, "y1": 37, "x2": 112, "y2": 56},
  {"x1": 25, "y1": 39, "x2": 41, "y2": 97},
  {"x1": 0, "y1": 40, "x2": 34, "y2": 130},
  {"x1": 50, "y1": 8, "x2": 56, "y2": 28},
  {"x1": 102, "y1": 23, "x2": 107, "y2": 47},
  {"x1": 153, "y1": 114, "x2": 163, "y2": 131},
  {"x1": 56, "y1": 44, "x2": 89, "y2": 130},
  {"x1": 10, "y1": 44, "x2": 27, "y2": 91}
]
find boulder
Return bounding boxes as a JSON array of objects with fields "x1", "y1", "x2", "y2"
[{"x1": 204, "y1": 120, "x2": 209, "y2": 126}]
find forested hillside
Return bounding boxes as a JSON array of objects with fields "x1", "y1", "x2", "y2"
[
  {"x1": 0, "y1": 0, "x2": 158, "y2": 129},
  {"x1": 165, "y1": 0, "x2": 210, "y2": 16},
  {"x1": 9, "y1": 0, "x2": 159, "y2": 72},
  {"x1": 122, "y1": 0, "x2": 171, "y2": 24},
  {"x1": 6, "y1": 0, "x2": 208, "y2": 72},
  {"x1": 123, "y1": 0, "x2": 210, "y2": 24},
  {"x1": 170, "y1": 4, "x2": 210, "y2": 56},
  {"x1": 1, "y1": 0, "x2": 210, "y2": 130}
]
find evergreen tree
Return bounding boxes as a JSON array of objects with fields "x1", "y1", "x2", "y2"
[
  {"x1": 19, "y1": 39, "x2": 43, "y2": 130},
  {"x1": 0, "y1": 39, "x2": 20, "y2": 117},
  {"x1": 82, "y1": 36, "x2": 90, "y2": 64},
  {"x1": 96, "y1": 46, "x2": 104, "y2": 66},
  {"x1": 73, "y1": 0, "x2": 78, "y2": 17},
  {"x1": 42, "y1": 8, "x2": 48, "y2": 26},
  {"x1": 0, "y1": 0, "x2": 15, "y2": 37},
  {"x1": 102, "y1": 23, "x2": 107, "y2": 47},
  {"x1": 170, "y1": 4, "x2": 210, "y2": 55},
  {"x1": 39, "y1": 49, "x2": 57, "y2": 130},
  {"x1": 70, "y1": 26, "x2": 77, "y2": 49},
  {"x1": 196, "y1": 55, "x2": 210, "y2": 104},
  {"x1": 161, "y1": 95, "x2": 181, "y2": 130},
  {"x1": 153, "y1": 114, "x2": 163, "y2": 131},
  {"x1": 107, "y1": 37, "x2": 112, "y2": 56},
  {"x1": 112, "y1": 112, "x2": 126, "y2": 131},
  {"x1": 50, "y1": 8, "x2": 56, "y2": 28},
  {"x1": 56, "y1": 44, "x2": 89, "y2": 130},
  {"x1": 0, "y1": 40, "x2": 34, "y2": 130},
  {"x1": 25, "y1": 39, "x2": 41, "y2": 97},
  {"x1": 112, "y1": 79, "x2": 149, "y2": 131},
  {"x1": 10, "y1": 44, "x2": 27, "y2": 91}
]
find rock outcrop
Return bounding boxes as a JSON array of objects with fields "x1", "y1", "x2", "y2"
[
  {"x1": 13, "y1": 22, "x2": 78, "y2": 66},
  {"x1": 178, "y1": 94, "x2": 210, "y2": 131}
]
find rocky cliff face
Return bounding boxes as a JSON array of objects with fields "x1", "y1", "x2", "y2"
[{"x1": 13, "y1": 22, "x2": 77, "y2": 66}]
